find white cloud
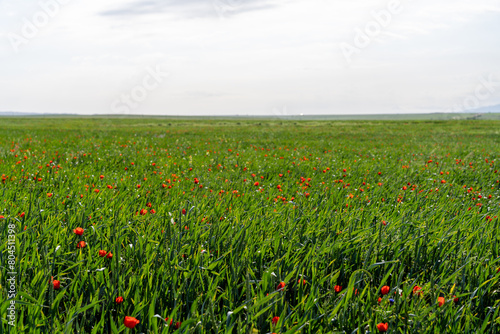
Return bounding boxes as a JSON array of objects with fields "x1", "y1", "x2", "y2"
[{"x1": 0, "y1": 0, "x2": 499, "y2": 115}]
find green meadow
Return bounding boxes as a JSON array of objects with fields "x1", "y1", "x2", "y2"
[{"x1": 1, "y1": 118, "x2": 500, "y2": 333}]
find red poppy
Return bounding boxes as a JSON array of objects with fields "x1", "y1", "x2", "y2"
[
  {"x1": 77, "y1": 241, "x2": 86, "y2": 249},
  {"x1": 413, "y1": 285, "x2": 422, "y2": 296},
  {"x1": 106, "y1": 252, "x2": 113, "y2": 259},
  {"x1": 19, "y1": 212, "x2": 25, "y2": 218},
  {"x1": 115, "y1": 296, "x2": 124, "y2": 304},
  {"x1": 124, "y1": 316, "x2": 140, "y2": 329},
  {"x1": 140, "y1": 209, "x2": 147, "y2": 215},
  {"x1": 150, "y1": 209, "x2": 156, "y2": 214},
  {"x1": 182, "y1": 208, "x2": 187, "y2": 215},
  {"x1": 334, "y1": 285, "x2": 342, "y2": 293},
  {"x1": 376, "y1": 323, "x2": 388, "y2": 332},
  {"x1": 272, "y1": 316, "x2": 279, "y2": 326},
  {"x1": 276, "y1": 281, "x2": 286, "y2": 291},
  {"x1": 47, "y1": 193, "x2": 53, "y2": 197},
  {"x1": 438, "y1": 297, "x2": 445, "y2": 307},
  {"x1": 381, "y1": 286, "x2": 390, "y2": 295},
  {"x1": 453, "y1": 295, "x2": 458, "y2": 303},
  {"x1": 254, "y1": 182, "x2": 259, "y2": 186},
  {"x1": 53, "y1": 280, "x2": 60, "y2": 289},
  {"x1": 100, "y1": 175, "x2": 104, "y2": 179},
  {"x1": 98, "y1": 250, "x2": 107, "y2": 257},
  {"x1": 298, "y1": 278, "x2": 306, "y2": 285},
  {"x1": 73, "y1": 227, "x2": 84, "y2": 236},
  {"x1": 175, "y1": 322, "x2": 182, "y2": 329}
]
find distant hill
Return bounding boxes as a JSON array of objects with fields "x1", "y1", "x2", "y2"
[
  {"x1": 466, "y1": 104, "x2": 500, "y2": 114},
  {"x1": 0, "y1": 111, "x2": 38, "y2": 116},
  {"x1": 0, "y1": 111, "x2": 78, "y2": 117},
  {"x1": 1, "y1": 106, "x2": 499, "y2": 120}
]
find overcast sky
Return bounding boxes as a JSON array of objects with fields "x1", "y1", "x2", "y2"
[{"x1": 1, "y1": 0, "x2": 500, "y2": 115}]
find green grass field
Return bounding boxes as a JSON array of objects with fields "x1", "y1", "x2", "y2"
[{"x1": 1, "y1": 118, "x2": 500, "y2": 333}]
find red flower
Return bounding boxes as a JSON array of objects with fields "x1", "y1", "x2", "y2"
[
  {"x1": 53, "y1": 280, "x2": 60, "y2": 289},
  {"x1": 77, "y1": 241, "x2": 86, "y2": 249},
  {"x1": 106, "y1": 252, "x2": 113, "y2": 259},
  {"x1": 19, "y1": 212, "x2": 25, "y2": 218},
  {"x1": 182, "y1": 208, "x2": 187, "y2": 215},
  {"x1": 276, "y1": 281, "x2": 286, "y2": 291},
  {"x1": 175, "y1": 322, "x2": 182, "y2": 329},
  {"x1": 140, "y1": 209, "x2": 147, "y2": 215},
  {"x1": 438, "y1": 296, "x2": 445, "y2": 307},
  {"x1": 254, "y1": 182, "x2": 259, "y2": 186},
  {"x1": 124, "y1": 316, "x2": 140, "y2": 329},
  {"x1": 272, "y1": 316, "x2": 279, "y2": 326},
  {"x1": 94, "y1": 189, "x2": 99, "y2": 193},
  {"x1": 73, "y1": 227, "x2": 84, "y2": 236},
  {"x1": 47, "y1": 193, "x2": 53, "y2": 197},
  {"x1": 115, "y1": 296, "x2": 124, "y2": 304},
  {"x1": 381, "y1": 286, "x2": 390, "y2": 295},
  {"x1": 413, "y1": 285, "x2": 422, "y2": 296},
  {"x1": 376, "y1": 323, "x2": 388, "y2": 332},
  {"x1": 100, "y1": 175, "x2": 104, "y2": 179},
  {"x1": 150, "y1": 209, "x2": 156, "y2": 214},
  {"x1": 98, "y1": 250, "x2": 107, "y2": 257},
  {"x1": 453, "y1": 295, "x2": 459, "y2": 303},
  {"x1": 334, "y1": 285, "x2": 342, "y2": 293},
  {"x1": 298, "y1": 278, "x2": 306, "y2": 285}
]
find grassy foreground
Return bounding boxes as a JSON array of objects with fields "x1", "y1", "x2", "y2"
[{"x1": 1, "y1": 118, "x2": 500, "y2": 333}]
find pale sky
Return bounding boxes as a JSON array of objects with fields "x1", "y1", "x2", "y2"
[{"x1": 1, "y1": 0, "x2": 500, "y2": 116}]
